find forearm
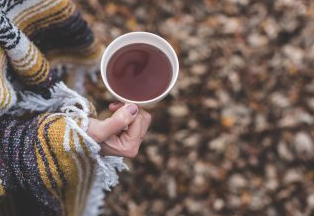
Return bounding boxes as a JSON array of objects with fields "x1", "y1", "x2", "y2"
[{"x1": 0, "y1": 113, "x2": 96, "y2": 215}]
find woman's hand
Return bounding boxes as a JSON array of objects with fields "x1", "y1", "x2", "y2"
[{"x1": 87, "y1": 103, "x2": 151, "y2": 158}]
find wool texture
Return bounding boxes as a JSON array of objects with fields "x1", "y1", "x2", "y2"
[{"x1": 0, "y1": 1, "x2": 126, "y2": 216}]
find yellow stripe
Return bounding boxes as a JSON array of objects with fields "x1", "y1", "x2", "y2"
[
  {"x1": 0, "y1": 184, "x2": 5, "y2": 196},
  {"x1": 15, "y1": 49, "x2": 50, "y2": 84},
  {"x1": 19, "y1": 54, "x2": 46, "y2": 77},
  {"x1": 35, "y1": 114, "x2": 56, "y2": 196},
  {"x1": 1, "y1": 56, "x2": 12, "y2": 110},
  {"x1": 77, "y1": 120, "x2": 96, "y2": 211},
  {"x1": 0, "y1": 51, "x2": 8, "y2": 108},
  {"x1": 18, "y1": 0, "x2": 73, "y2": 33},
  {"x1": 12, "y1": 44, "x2": 37, "y2": 69},
  {"x1": 38, "y1": 116, "x2": 63, "y2": 191},
  {"x1": 0, "y1": 52, "x2": 10, "y2": 109},
  {"x1": 47, "y1": 118, "x2": 80, "y2": 216},
  {"x1": 3, "y1": 72, "x2": 12, "y2": 110},
  {"x1": 24, "y1": 3, "x2": 75, "y2": 36},
  {"x1": 13, "y1": 0, "x2": 57, "y2": 25},
  {"x1": 27, "y1": 61, "x2": 50, "y2": 84},
  {"x1": 75, "y1": 120, "x2": 89, "y2": 213},
  {"x1": 18, "y1": 0, "x2": 68, "y2": 30}
]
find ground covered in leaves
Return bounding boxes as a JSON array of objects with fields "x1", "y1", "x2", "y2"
[{"x1": 75, "y1": 0, "x2": 314, "y2": 215}]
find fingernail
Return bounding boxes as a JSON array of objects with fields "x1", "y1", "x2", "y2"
[{"x1": 126, "y1": 104, "x2": 138, "y2": 115}]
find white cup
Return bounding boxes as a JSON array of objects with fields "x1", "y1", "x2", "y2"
[{"x1": 100, "y1": 31, "x2": 179, "y2": 106}]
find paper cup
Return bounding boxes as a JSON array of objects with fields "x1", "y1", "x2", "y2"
[{"x1": 100, "y1": 31, "x2": 179, "y2": 106}]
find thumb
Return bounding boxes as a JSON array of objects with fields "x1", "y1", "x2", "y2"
[{"x1": 100, "y1": 103, "x2": 138, "y2": 138}]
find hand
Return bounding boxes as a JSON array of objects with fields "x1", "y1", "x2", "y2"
[{"x1": 87, "y1": 103, "x2": 151, "y2": 158}]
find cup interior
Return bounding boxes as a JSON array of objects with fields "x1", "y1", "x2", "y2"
[{"x1": 101, "y1": 32, "x2": 179, "y2": 105}]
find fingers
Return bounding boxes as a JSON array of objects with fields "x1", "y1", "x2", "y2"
[
  {"x1": 124, "y1": 112, "x2": 143, "y2": 140},
  {"x1": 101, "y1": 135, "x2": 140, "y2": 158},
  {"x1": 118, "y1": 110, "x2": 151, "y2": 157},
  {"x1": 100, "y1": 109, "x2": 152, "y2": 158},
  {"x1": 109, "y1": 102, "x2": 124, "y2": 112},
  {"x1": 124, "y1": 109, "x2": 151, "y2": 139},
  {"x1": 100, "y1": 136, "x2": 124, "y2": 156},
  {"x1": 100, "y1": 103, "x2": 138, "y2": 138},
  {"x1": 139, "y1": 109, "x2": 152, "y2": 136}
]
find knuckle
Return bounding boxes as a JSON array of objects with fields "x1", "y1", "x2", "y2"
[
  {"x1": 144, "y1": 114, "x2": 152, "y2": 125},
  {"x1": 142, "y1": 111, "x2": 151, "y2": 121},
  {"x1": 138, "y1": 114, "x2": 144, "y2": 121},
  {"x1": 146, "y1": 113, "x2": 152, "y2": 122},
  {"x1": 116, "y1": 116, "x2": 129, "y2": 127}
]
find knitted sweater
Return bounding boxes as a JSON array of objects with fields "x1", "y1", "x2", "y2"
[{"x1": 0, "y1": 1, "x2": 126, "y2": 216}]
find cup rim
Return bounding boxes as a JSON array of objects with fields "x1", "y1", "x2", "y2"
[{"x1": 100, "y1": 31, "x2": 179, "y2": 105}]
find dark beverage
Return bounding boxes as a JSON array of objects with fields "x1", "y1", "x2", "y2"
[{"x1": 107, "y1": 43, "x2": 172, "y2": 101}]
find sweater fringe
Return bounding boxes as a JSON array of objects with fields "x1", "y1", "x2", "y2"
[{"x1": 9, "y1": 82, "x2": 127, "y2": 216}]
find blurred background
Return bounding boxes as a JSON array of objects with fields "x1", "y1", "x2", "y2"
[{"x1": 75, "y1": 0, "x2": 314, "y2": 215}]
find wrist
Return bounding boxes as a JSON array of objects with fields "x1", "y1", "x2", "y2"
[{"x1": 87, "y1": 118, "x2": 102, "y2": 143}]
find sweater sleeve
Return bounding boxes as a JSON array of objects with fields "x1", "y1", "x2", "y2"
[
  {"x1": 0, "y1": 11, "x2": 56, "y2": 89},
  {"x1": 0, "y1": 113, "x2": 97, "y2": 215},
  {"x1": 0, "y1": 80, "x2": 127, "y2": 216}
]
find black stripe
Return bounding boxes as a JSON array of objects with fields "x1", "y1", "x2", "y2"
[
  {"x1": 29, "y1": 61, "x2": 49, "y2": 84},
  {"x1": 23, "y1": 1, "x2": 71, "y2": 34},
  {"x1": 0, "y1": 0, "x2": 7, "y2": 8},
  {"x1": 20, "y1": 57, "x2": 46, "y2": 79},
  {"x1": 0, "y1": 115, "x2": 62, "y2": 215},
  {"x1": 30, "y1": 11, "x2": 94, "y2": 52},
  {"x1": 14, "y1": 117, "x2": 34, "y2": 189},
  {"x1": 43, "y1": 117, "x2": 68, "y2": 199},
  {"x1": 0, "y1": 17, "x2": 14, "y2": 34},
  {"x1": 22, "y1": 67, "x2": 57, "y2": 90},
  {"x1": 8, "y1": 120, "x2": 26, "y2": 189},
  {"x1": 0, "y1": 117, "x2": 18, "y2": 191},
  {"x1": 10, "y1": 121, "x2": 27, "y2": 189},
  {"x1": 6, "y1": 0, "x2": 12, "y2": 9},
  {"x1": 6, "y1": 0, "x2": 25, "y2": 12},
  {"x1": 35, "y1": 126, "x2": 60, "y2": 197},
  {"x1": 0, "y1": 32, "x2": 17, "y2": 40},
  {"x1": 5, "y1": 30, "x2": 20, "y2": 50},
  {"x1": 23, "y1": 115, "x2": 62, "y2": 214}
]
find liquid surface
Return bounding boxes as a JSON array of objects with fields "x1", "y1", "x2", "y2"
[{"x1": 107, "y1": 43, "x2": 172, "y2": 101}]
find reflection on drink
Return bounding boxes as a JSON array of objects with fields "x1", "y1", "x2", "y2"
[{"x1": 107, "y1": 43, "x2": 172, "y2": 101}]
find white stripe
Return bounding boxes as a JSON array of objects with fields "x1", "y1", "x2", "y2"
[
  {"x1": 11, "y1": 43, "x2": 34, "y2": 67},
  {"x1": 6, "y1": 0, "x2": 60, "y2": 22},
  {"x1": 6, "y1": 0, "x2": 45, "y2": 19},
  {"x1": 8, "y1": 0, "x2": 63, "y2": 26},
  {"x1": 7, "y1": 82, "x2": 127, "y2": 216},
  {"x1": 11, "y1": 42, "x2": 39, "y2": 71},
  {"x1": 5, "y1": 33, "x2": 35, "y2": 63}
]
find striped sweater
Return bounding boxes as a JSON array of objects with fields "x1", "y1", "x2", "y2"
[{"x1": 0, "y1": 1, "x2": 126, "y2": 216}]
